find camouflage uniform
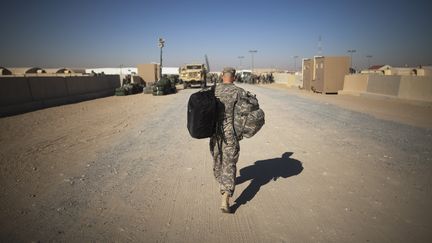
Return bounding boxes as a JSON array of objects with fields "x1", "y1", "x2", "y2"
[{"x1": 210, "y1": 82, "x2": 246, "y2": 197}]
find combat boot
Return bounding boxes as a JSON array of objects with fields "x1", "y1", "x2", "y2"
[{"x1": 220, "y1": 192, "x2": 231, "y2": 213}]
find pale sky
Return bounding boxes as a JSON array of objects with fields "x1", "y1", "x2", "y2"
[{"x1": 1, "y1": 0, "x2": 431, "y2": 71}]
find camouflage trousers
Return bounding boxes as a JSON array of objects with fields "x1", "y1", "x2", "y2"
[{"x1": 209, "y1": 123, "x2": 240, "y2": 197}]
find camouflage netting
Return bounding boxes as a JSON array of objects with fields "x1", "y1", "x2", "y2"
[{"x1": 115, "y1": 83, "x2": 144, "y2": 96}]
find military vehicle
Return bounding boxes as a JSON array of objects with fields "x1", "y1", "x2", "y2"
[
  {"x1": 236, "y1": 70, "x2": 252, "y2": 83},
  {"x1": 179, "y1": 64, "x2": 207, "y2": 89}
]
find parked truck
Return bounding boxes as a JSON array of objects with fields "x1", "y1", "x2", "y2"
[{"x1": 179, "y1": 64, "x2": 207, "y2": 89}]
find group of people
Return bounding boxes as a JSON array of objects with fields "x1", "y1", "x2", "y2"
[
  {"x1": 206, "y1": 72, "x2": 274, "y2": 85},
  {"x1": 236, "y1": 73, "x2": 274, "y2": 84},
  {"x1": 206, "y1": 73, "x2": 221, "y2": 84}
]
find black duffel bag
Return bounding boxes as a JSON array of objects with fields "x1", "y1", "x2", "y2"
[{"x1": 187, "y1": 86, "x2": 217, "y2": 139}]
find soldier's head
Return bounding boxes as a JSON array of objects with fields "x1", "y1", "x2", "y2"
[{"x1": 222, "y1": 67, "x2": 236, "y2": 83}]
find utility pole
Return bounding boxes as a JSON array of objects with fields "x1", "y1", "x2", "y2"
[
  {"x1": 366, "y1": 55, "x2": 373, "y2": 69},
  {"x1": 158, "y1": 37, "x2": 165, "y2": 80},
  {"x1": 347, "y1": 49, "x2": 356, "y2": 72},
  {"x1": 119, "y1": 64, "x2": 124, "y2": 85},
  {"x1": 249, "y1": 50, "x2": 257, "y2": 73},
  {"x1": 238, "y1": 56, "x2": 245, "y2": 69},
  {"x1": 293, "y1": 56, "x2": 299, "y2": 72}
]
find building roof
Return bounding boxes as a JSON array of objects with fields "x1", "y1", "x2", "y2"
[
  {"x1": 8, "y1": 67, "x2": 47, "y2": 74},
  {"x1": 162, "y1": 67, "x2": 179, "y2": 75},
  {"x1": 368, "y1": 65, "x2": 385, "y2": 70},
  {"x1": 44, "y1": 68, "x2": 76, "y2": 74}
]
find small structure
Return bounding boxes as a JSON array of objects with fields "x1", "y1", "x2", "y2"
[
  {"x1": 56, "y1": 68, "x2": 74, "y2": 74},
  {"x1": 361, "y1": 65, "x2": 430, "y2": 76},
  {"x1": 0, "y1": 67, "x2": 12, "y2": 75},
  {"x1": 416, "y1": 66, "x2": 432, "y2": 77},
  {"x1": 9, "y1": 67, "x2": 47, "y2": 74},
  {"x1": 26, "y1": 67, "x2": 46, "y2": 74},
  {"x1": 391, "y1": 67, "x2": 418, "y2": 76},
  {"x1": 310, "y1": 56, "x2": 350, "y2": 94},
  {"x1": 361, "y1": 65, "x2": 390, "y2": 75},
  {"x1": 85, "y1": 67, "x2": 137, "y2": 85},
  {"x1": 85, "y1": 67, "x2": 137, "y2": 76},
  {"x1": 253, "y1": 68, "x2": 280, "y2": 75},
  {"x1": 162, "y1": 67, "x2": 180, "y2": 75},
  {"x1": 137, "y1": 64, "x2": 160, "y2": 85},
  {"x1": 302, "y1": 58, "x2": 313, "y2": 91},
  {"x1": 44, "y1": 68, "x2": 76, "y2": 74}
]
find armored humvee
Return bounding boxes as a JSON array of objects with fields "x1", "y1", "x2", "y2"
[{"x1": 179, "y1": 64, "x2": 207, "y2": 89}]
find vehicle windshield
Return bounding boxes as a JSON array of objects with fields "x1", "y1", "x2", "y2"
[{"x1": 186, "y1": 65, "x2": 202, "y2": 70}]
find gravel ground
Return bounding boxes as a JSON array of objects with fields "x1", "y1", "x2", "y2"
[{"x1": 0, "y1": 83, "x2": 431, "y2": 242}]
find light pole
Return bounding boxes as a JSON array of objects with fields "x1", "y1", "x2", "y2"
[
  {"x1": 366, "y1": 55, "x2": 373, "y2": 69},
  {"x1": 119, "y1": 64, "x2": 124, "y2": 85},
  {"x1": 249, "y1": 50, "x2": 257, "y2": 73},
  {"x1": 158, "y1": 37, "x2": 165, "y2": 80},
  {"x1": 347, "y1": 49, "x2": 356, "y2": 72},
  {"x1": 293, "y1": 55, "x2": 299, "y2": 72},
  {"x1": 238, "y1": 56, "x2": 245, "y2": 69}
]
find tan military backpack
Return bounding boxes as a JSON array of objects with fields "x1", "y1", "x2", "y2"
[{"x1": 234, "y1": 91, "x2": 265, "y2": 140}]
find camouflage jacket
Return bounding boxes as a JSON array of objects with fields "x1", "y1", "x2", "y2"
[{"x1": 214, "y1": 83, "x2": 247, "y2": 139}]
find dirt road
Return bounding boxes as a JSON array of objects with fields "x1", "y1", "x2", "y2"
[{"x1": 1, "y1": 84, "x2": 431, "y2": 242}]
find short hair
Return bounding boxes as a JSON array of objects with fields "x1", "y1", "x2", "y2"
[
  {"x1": 222, "y1": 67, "x2": 236, "y2": 76},
  {"x1": 223, "y1": 72, "x2": 235, "y2": 78}
]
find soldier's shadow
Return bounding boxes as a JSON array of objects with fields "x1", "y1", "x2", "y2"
[{"x1": 231, "y1": 152, "x2": 303, "y2": 213}]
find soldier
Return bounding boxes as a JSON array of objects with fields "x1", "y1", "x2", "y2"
[{"x1": 210, "y1": 67, "x2": 246, "y2": 213}]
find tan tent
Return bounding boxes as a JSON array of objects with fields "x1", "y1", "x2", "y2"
[
  {"x1": 0, "y1": 67, "x2": 12, "y2": 75},
  {"x1": 9, "y1": 67, "x2": 47, "y2": 74}
]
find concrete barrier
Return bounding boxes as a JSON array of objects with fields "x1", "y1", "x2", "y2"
[
  {"x1": 340, "y1": 74, "x2": 368, "y2": 95},
  {"x1": 273, "y1": 73, "x2": 302, "y2": 87},
  {"x1": 67, "y1": 76, "x2": 98, "y2": 95},
  {"x1": 65, "y1": 75, "x2": 120, "y2": 104},
  {"x1": 0, "y1": 75, "x2": 120, "y2": 117},
  {"x1": 273, "y1": 73, "x2": 288, "y2": 84},
  {"x1": 366, "y1": 75, "x2": 401, "y2": 96},
  {"x1": 398, "y1": 76, "x2": 432, "y2": 102},
  {"x1": 339, "y1": 74, "x2": 432, "y2": 103},
  {"x1": 28, "y1": 76, "x2": 69, "y2": 100},
  {"x1": 0, "y1": 77, "x2": 33, "y2": 106},
  {"x1": 106, "y1": 75, "x2": 121, "y2": 89}
]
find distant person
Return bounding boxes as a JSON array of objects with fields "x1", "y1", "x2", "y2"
[{"x1": 210, "y1": 67, "x2": 247, "y2": 213}]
